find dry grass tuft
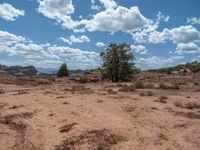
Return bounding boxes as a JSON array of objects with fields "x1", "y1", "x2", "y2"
[
  {"x1": 175, "y1": 111, "x2": 200, "y2": 119},
  {"x1": 174, "y1": 101, "x2": 200, "y2": 110},
  {"x1": 56, "y1": 96, "x2": 65, "y2": 99},
  {"x1": 55, "y1": 129, "x2": 126, "y2": 150},
  {"x1": 145, "y1": 83, "x2": 155, "y2": 89},
  {"x1": 139, "y1": 91, "x2": 154, "y2": 96},
  {"x1": 147, "y1": 91, "x2": 154, "y2": 96},
  {"x1": 135, "y1": 81, "x2": 144, "y2": 89},
  {"x1": 159, "y1": 83, "x2": 179, "y2": 90},
  {"x1": 118, "y1": 84, "x2": 136, "y2": 92},
  {"x1": 0, "y1": 89, "x2": 5, "y2": 94},
  {"x1": 13, "y1": 89, "x2": 29, "y2": 95},
  {"x1": 174, "y1": 101, "x2": 182, "y2": 108},
  {"x1": 184, "y1": 102, "x2": 200, "y2": 110}
]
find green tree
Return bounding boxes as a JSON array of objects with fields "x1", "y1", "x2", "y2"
[
  {"x1": 57, "y1": 63, "x2": 69, "y2": 77},
  {"x1": 100, "y1": 43, "x2": 138, "y2": 82}
]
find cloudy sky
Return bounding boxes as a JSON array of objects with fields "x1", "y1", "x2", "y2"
[{"x1": 0, "y1": 0, "x2": 200, "y2": 70}]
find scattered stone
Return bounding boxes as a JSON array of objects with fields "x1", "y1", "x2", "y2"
[
  {"x1": 55, "y1": 129, "x2": 126, "y2": 150},
  {"x1": 59, "y1": 123, "x2": 77, "y2": 133}
]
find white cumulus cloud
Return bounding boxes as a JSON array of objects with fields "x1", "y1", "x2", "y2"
[
  {"x1": 131, "y1": 45, "x2": 147, "y2": 54},
  {"x1": 96, "y1": 42, "x2": 105, "y2": 47},
  {"x1": 176, "y1": 43, "x2": 200, "y2": 55},
  {"x1": 0, "y1": 30, "x2": 101, "y2": 69},
  {"x1": 38, "y1": 0, "x2": 79, "y2": 30},
  {"x1": 162, "y1": 25, "x2": 200, "y2": 44},
  {"x1": 187, "y1": 17, "x2": 200, "y2": 25},
  {"x1": 60, "y1": 35, "x2": 90, "y2": 45},
  {"x1": 132, "y1": 25, "x2": 200, "y2": 46},
  {"x1": 82, "y1": 6, "x2": 149, "y2": 33},
  {"x1": 0, "y1": 30, "x2": 26, "y2": 46},
  {"x1": 0, "y1": 3, "x2": 25, "y2": 21},
  {"x1": 99, "y1": 0, "x2": 117, "y2": 9}
]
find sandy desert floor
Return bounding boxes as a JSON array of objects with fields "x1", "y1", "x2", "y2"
[{"x1": 0, "y1": 77, "x2": 200, "y2": 150}]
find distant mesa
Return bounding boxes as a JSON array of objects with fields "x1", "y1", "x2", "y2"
[
  {"x1": 0, "y1": 64, "x2": 90, "y2": 77},
  {"x1": 0, "y1": 64, "x2": 37, "y2": 76}
]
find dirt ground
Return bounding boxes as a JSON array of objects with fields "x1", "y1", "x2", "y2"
[{"x1": 0, "y1": 75, "x2": 200, "y2": 150}]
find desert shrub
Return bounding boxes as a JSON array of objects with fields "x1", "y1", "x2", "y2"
[
  {"x1": 57, "y1": 63, "x2": 69, "y2": 77},
  {"x1": 0, "y1": 89, "x2": 5, "y2": 94},
  {"x1": 69, "y1": 77, "x2": 79, "y2": 82},
  {"x1": 116, "y1": 83, "x2": 124, "y2": 87},
  {"x1": 195, "y1": 88, "x2": 200, "y2": 92},
  {"x1": 193, "y1": 82, "x2": 200, "y2": 86},
  {"x1": 139, "y1": 91, "x2": 146, "y2": 96},
  {"x1": 118, "y1": 84, "x2": 136, "y2": 92},
  {"x1": 138, "y1": 91, "x2": 153, "y2": 96},
  {"x1": 147, "y1": 91, "x2": 154, "y2": 96},
  {"x1": 184, "y1": 102, "x2": 200, "y2": 110},
  {"x1": 185, "y1": 103, "x2": 194, "y2": 109},
  {"x1": 159, "y1": 83, "x2": 170, "y2": 89},
  {"x1": 79, "y1": 76, "x2": 88, "y2": 83},
  {"x1": 174, "y1": 101, "x2": 182, "y2": 107},
  {"x1": 160, "y1": 96, "x2": 168, "y2": 100},
  {"x1": 174, "y1": 101, "x2": 200, "y2": 109},
  {"x1": 63, "y1": 88, "x2": 71, "y2": 92},
  {"x1": 159, "y1": 83, "x2": 179, "y2": 90},
  {"x1": 135, "y1": 81, "x2": 144, "y2": 89},
  {"x1": 47, "y1": 76, "x2": 56, "y2": 82},
  {"x1": 172, "y1": 84, "x2": 180, "y2": 90},
  {"x1": 145, "y1": 83, "x2": 155, "y2": 89}
]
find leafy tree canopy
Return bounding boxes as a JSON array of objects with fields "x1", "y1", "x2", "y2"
[
  {"x1": 100, "y1": 43, "x2": 139, "y2": 82},
  {"x1": 57, "y1": 63, "x2": 69, "y2": 77}
]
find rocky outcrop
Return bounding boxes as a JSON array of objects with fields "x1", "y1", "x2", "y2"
[
  {"x1": 148, "y1": 62, "x2": 200, "y2": 75},
  {"x1": 0, "y1": 64, "x2": 37, "y2": 76}
]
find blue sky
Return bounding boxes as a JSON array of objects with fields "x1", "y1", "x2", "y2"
[{"x1": 0, "y1": 0, "x2": 200, "y2": 70}]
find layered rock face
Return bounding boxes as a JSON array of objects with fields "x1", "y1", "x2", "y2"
[{"x1": 0, "y1": 64, "x2": 37, "y2": 76}]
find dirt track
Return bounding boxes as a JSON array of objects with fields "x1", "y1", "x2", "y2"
[{"x1": 0, "y1": 79, "x2": 200, "y2": 150}]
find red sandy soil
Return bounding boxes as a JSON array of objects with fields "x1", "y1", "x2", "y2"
[{"x1": 0, "y1": 75, "x2": 200, "y2": 150}]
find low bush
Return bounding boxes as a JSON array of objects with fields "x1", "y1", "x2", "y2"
[
  {"x1": 145, "y1": 83, "x2": 155, "y2": 89},
  {"x1": 174, "y1": 101, "x2": 182, "y2": 107},
  {"x1": 159, "y1": 83, "x2": 170, "y2": 89},
  {"x1": 185, "y1": 102, "x2": 200, "y2": 110},
  {"x1": 159, "y1": 83, "x2": 179, "y2": 90},
  {"x1": 135, "y1": 81, "x2": 144, "y2": 89},
  {"x1": 139, "y1": 91, "x2": 154, "y2": 96},
  {"x1": 79, "y1": 76, "x2": 88, "y2": 83},
  {"x1": 139, "y1": 91, "x2": 146, "y2": 96},
  {"x1": 0, "y1": 89, "x2": 5, "y2": 94},
  {"x1": 147, "y1": 91, "x2": 154, "y2": 96},
  {"x1": 174, "y1": 101, "x2": 200, "y2": 110}
]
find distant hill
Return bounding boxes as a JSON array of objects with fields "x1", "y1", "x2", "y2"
[
  {"x1": 0, "y1": 64, "x2": 37, "y2": 76},
  {"x1": 147, "y1": 61, "x2": 200, "y2": 74},
  {"x1": 37, "y1": 67, "x2": 57, "y2": 74},
  {"x1": 1, "y1": 61, "x2": 199, "y2": 77},
  {"x1": 69, "y1": 69, "x2": 90, "y2": 76},
  {"x1": 37, "y1": 67, "x2": 89, "y2": 76}
]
